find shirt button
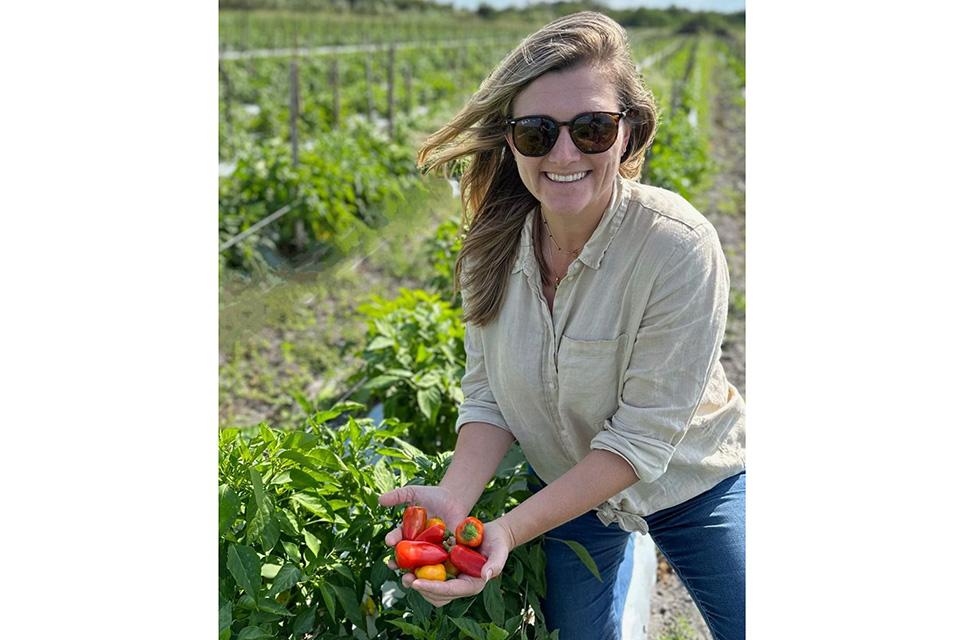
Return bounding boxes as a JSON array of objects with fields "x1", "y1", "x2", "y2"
[{"x1": 547, "y1": 381, "x2": 556, "y2": 390}]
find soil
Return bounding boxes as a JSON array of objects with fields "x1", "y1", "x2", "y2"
[{"x1": 646, "y1": 40, "x2": 745, "y2": 640}]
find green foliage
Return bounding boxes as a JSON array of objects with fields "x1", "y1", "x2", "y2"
[
  {"x1": 644, "y1": 104, "x2": 711, "y2": 200},
  {"x1": 219, "y1": 120, "x2": 423, "y2": 273},
  {"x1": 423, "y1": 215, "x2": 464, "y2": 304},
  {"x1": 349, "y1": 288, "x2": 465, "y2": 454},
  {"x1": 218, "y1": 404, "x2": 565, "y2": 639}
]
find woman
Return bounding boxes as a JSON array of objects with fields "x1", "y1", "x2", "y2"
[{"x1": 379, "y1": 11, "x2": 746, "y2": 640}]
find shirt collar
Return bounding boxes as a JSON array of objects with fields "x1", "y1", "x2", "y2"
[{"x1": 511, "y1": 174, "x2": 627, "y2": 275}]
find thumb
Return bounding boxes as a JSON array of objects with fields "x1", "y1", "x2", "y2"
[{"x1": 481, "y1": 545, "x2": 509, "y2": 582}]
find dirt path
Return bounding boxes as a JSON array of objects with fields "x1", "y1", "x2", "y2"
[{"x1": 646, "y1": 37, "x2": 745, "y2": 640}]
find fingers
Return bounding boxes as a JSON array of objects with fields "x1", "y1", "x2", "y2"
[
  {"x1": 377, "y1": 485, "x2": 418, "y2": 508},
  {"x1": 411, "y1": 574, "x2": 485, "y2": 602},
  {"x1": 384, "y1": 526, "x2": 403, "y2": 548}
]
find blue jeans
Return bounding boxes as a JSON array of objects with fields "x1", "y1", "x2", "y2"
[{"x1": 530, "y1": 470, "x2": 745, "y2": 640}]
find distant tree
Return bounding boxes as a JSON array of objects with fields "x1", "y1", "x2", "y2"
[{"x1": 477, "y1": 2, "x2": 495, "y2": 19}]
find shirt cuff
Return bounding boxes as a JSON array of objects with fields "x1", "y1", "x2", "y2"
[
  {"x1": 590, "y1": 419, "x2": 677, "y2": 483},
  {"x1": 455, "y1": 399, "x2": 512, "y2": 435}
]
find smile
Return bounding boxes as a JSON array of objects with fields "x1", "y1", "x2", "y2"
[{"x1": 545, "y1": 171, "x2": 589, "y2": 183}]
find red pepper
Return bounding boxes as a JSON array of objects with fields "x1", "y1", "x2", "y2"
[
  {"x1": 414, "y1": 523, "x2": 447, "y2": 545},
  {"x1": 394, "y1": 540, "x2": 449, "y2": 570},
  {"x1": 401, "y1": 505, "x2": 427, "y2": 541},
  {"x1": 455, "y1": 517, "x2": 484, "y2": 547},
  {"x1": 449, "y1": 544, "x2": 487, "y2": 578}
]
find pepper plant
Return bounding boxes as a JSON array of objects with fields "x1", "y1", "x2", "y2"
[{"x1": 218, "y1": 402, "x2": 577, "y2": 639}]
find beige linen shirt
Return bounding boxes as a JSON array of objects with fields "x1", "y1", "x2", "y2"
[{"x1": 454, "y1": 175, "x2": 746, "y2": 534}]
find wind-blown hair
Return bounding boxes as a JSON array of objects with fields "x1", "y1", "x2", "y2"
[{"x1": 418, "y1": 11, "x2": 658, "y2": 326}]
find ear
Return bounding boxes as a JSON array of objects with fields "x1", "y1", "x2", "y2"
[
  {"x1": 618, "y1": 123, "x2": 632, "y2": 163},
  {"x1": 504, "y1": 130, "x2": 517, "y2": 157}
]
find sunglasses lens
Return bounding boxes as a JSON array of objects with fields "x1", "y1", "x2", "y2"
[
  {"x1": 570, "y1": 113, "x2": 620, "y2": 153},
  {"x1": 513, "y1": 117, "x2": 557, "y2": 157}
]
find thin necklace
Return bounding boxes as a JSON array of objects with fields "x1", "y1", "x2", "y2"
[{"x1": 540, "y1": 209, "x2": 582, "y2": 287}]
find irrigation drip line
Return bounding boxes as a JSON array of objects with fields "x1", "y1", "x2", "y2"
[
  {"x1": 220, "y1": 201, "x2": 297, "y2": 252},
  {"x1": 220, "y1": 36, "x2": 518, "y2": 61}
]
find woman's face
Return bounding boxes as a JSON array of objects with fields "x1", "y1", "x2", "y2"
[{"x1": 506, "y1": 63, "x2": 630, "y2": 222}]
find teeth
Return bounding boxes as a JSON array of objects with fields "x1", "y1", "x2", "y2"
[{"x1": 546, "y1": 171, "x2": 587, "y2": 183}]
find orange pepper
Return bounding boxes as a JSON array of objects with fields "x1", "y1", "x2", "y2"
[
  {"x1": 414, "y1": 563, "x2": 446, "y2": 581},
  {"x1": 426, "y1": 517, "x2": 445, "y2": 529}
]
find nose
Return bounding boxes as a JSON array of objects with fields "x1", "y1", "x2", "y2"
[{"x1": 547, "y1": 125, "x2": 581, "y2": 163}]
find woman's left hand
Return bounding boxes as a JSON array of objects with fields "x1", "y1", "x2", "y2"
[{"x1": 399, "y1": 518, "x2": 515, "y2": 607}]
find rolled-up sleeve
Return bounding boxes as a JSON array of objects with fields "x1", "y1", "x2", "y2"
[
  {"x1": 591, "y1": 223, "x2": 729, "y2": 482},
  {"x1": 455, "y1": 318, "x2": 513, "y2": 435}
]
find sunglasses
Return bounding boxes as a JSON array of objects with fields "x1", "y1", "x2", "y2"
[{"x1": 505, "y1": 110, "x2": 628, "y2": 157}]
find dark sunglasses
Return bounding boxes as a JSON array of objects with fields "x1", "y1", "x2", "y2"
[{"x1": 505, "y1": 110, "x2": 628, "y2": 157}]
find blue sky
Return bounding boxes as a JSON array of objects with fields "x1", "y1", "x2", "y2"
[{"x1": 441, "y1": 0, "x2": 745, "y2": 12}]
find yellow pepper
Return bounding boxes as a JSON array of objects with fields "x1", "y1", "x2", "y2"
[{"x1": 414, "y1": 563, "x2": 447, "y2": 581}]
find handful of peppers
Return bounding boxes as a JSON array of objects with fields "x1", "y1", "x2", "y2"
[{"x1": 393, "y1": 505, "x2": 488, "y2": 581}]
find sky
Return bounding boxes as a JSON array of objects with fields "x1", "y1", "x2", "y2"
[{"x1": 441, "y1": 0, "x2": 745, "y2": 12}]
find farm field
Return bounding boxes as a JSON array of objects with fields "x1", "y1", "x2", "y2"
[{"x1": 219, "y1": 6, "x2": 744, "y2": 640}]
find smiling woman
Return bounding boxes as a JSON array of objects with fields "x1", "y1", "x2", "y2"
[{"x1": 381, "y1": 11, "x2": 747, "y2": 640}]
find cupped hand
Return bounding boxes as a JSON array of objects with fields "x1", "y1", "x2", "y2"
[{"x1": 403, "y1": 519, "x2": 514, "y2": 607}]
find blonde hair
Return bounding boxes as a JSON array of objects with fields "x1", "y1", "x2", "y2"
[{"x1": 418, "y1": 11, "x2": 658, "y2": 326}]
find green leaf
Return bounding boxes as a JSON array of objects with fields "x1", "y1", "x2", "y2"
[
  {"x1": 416, "y1": 386, "x2": 441, "y2": 421},
  {"x1": 291, "y1": 603, "x2": 317, "y2": 635},
  {"x1": 386, "y1": 619, "x2": 428, "y2": 639},
  {"x1": 451, "y1": 616, "x2": 486, "y2": 640},
  {"x1": 318, "y1": 580, "x2": 337, "y2": 625},
  {"x1": 550, "y1": 537, "x2": 602, "y2": 582},
  {"x1": 218, "y1": 628, "x2": 231, "y2": 640},
  {"x1": 258, "y1": 424, "x2": 276, "y2": 449},
  {"x1": 367, "y1": 336, "x2": 394, "y2": 350},
  {"x1": 362, "y1": 375, "x2": 402, "y2": 391},
  {"x1": 370, "y1": 557, "x2": 393, "y2": 591},
  {"x1": 278, "y1": 450, "x2": 324, "y2": 472},
  {"x1": 227, "y1": 544, "x2": 261, "y2": 599},
  {"x1": 482, "y1": 579, "x2": 505, "y2": 626},
  {"x1": 291, "y1": 493, "x2": 338, "y2": 522},
  {"x1": 247, "y1": 509, "x2": 280, "y2": 554},
  {"x1": 372, "y1": 458, "x2": 395, "y2": 493},
  {"x1": 280, "y1": 430, "x2": 318, "y2": 451},
  {"x1": 260, "y1": 563, "x2": 281, "y2": 580},
  {"x1": 275, "y1": 508, "x2": 300, "y2": 537},
  {"x1": 331, "y1": 583, "x2": 364, "y2": 628},
  {"x1": 249, "y1": 469, "x2": 270, "y2": 514},
  {"x1": 219, "y1": 485, "x2": 241, "y2": 537},
  {"x1": 218, "y1": 599, "x2": 232, "y2": 633},
  {"x1": 485, "y1": 623, "x2": 510, "y2": 640},
  {"x1": 331, "y1": 563, "x2": 355, "y2": 585},
  {"x1": 446, "y1": 595, "x2": 475, "y2": 619},
  {"x1": 256, "y1": 597, "x2": 295, "y2": 617},
  {"x1": 407, "y1": 589, "x2": 433, "y2": 625},
  {"x1": 267, "y1": 564, "x2": 301, "y2": 597},
  {"x1": 415, "y1": 343, "x2": 429, "y2": 363},
  {"x1": 281, "y1": 541, "x2": 301, "y2": 563},
  {"x1": 303, "y1": 529, "x2": 320, "y2": 559},
  {"x1": 236, "y1": 626, "x2": 273, "y2": 640}
]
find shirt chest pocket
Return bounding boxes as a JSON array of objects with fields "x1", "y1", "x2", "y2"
[{"x1": 556, "y1": 333, "x2": 627, "y2": 427}]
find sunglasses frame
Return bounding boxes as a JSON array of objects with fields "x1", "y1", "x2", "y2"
[{"x1": 505, "y1": 110, "x2": 628, "y2": 157}]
